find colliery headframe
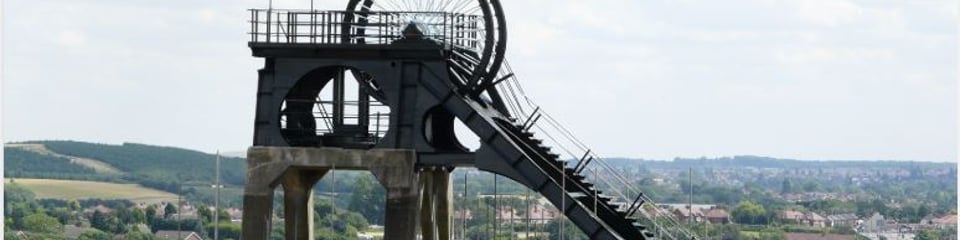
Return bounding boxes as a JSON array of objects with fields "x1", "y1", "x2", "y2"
[{"x1": 241, "y1": 1, "x2": 699, "y2": 239}]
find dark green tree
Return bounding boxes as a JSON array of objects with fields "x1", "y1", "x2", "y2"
[
  {"x1": 198, "y1": 205, "x2": 213, "y2": 223},
  {"x1": 544, "y1": 218, "x2": 587, "y2": 240},
  {"x1": 731, "y1": 201, "x2": 769, "y2": 225},
  {"x1": 145, "y1": 205, "x2": 158, "y2": 226},
  {"x1": 916, "y1": 229, "x2": 942, "y2": 240},
  {"x1": 781, "y1": 178, "x2": 793, "y2": 194},
  {"x1": 124, "y1": 231, "x2": 159, "y2": 240},
  {"x1": 91, "y1": 210, "x2": 109, "y2": 232},
  {"x1": 163, "y1": 204, "x2": 177, "y2": 218},
  {"x1": 77, "y1": 229, "x2": 113, "y2": 240},
  {"x1": 115, "y1": 207, "x2": 134, "y2": 225},
  {"x1": 22, "y1": 213, "x2": 62, "y2": 234},
  {"x1": 346, "y1": 175, "x2": 385, "y2": 224},
  {"x1": 132, "y1": 208, "x2": 146, "y2": 224}
]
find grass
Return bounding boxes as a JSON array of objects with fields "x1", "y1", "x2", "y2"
[
  {"x1": 740, "y1": 231, "x2": 760, "y2": 238},
  {"x1": 8, "y1": 178, "x2": 178, "y2": 203}
]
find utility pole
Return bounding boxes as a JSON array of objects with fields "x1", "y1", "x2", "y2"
[
  {"x1": 493, "y1": 174, "x2": 498, "y2": 239},
  {"x1": 689, "y1": 167, "x2": 693, "y2": 225},
  {"x1": 178, "y1": 174, "x2": 182, "y2": 239},
  {"x1": 214, "y1": 151, "x2": 221, "y2": 240}
]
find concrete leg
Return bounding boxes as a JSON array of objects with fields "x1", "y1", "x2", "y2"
[
  {"x1": 242, "y1": 147, "x2": 420, "y2": 240},
  {"x1": 281, "y1": 169, "x2": 326, "y2": 240},
  {"x1": 368, "y1": 150, "x2": 420, "y2": 240},
  {"x1": 241, "y1": 193, "x2": 275, "y2": 240},
  {"x1": 434, "y1": 170, "x2": 453, "y2": 240},
  {"x1": 242, "y1": 150, "x2": 288, "y2": 240},
  {"x1": 382, "y1": 187, "x2": 421, "y2": 240},
  {"x1": 420, "y1": 172, "x2": 437, "y2": 240}
]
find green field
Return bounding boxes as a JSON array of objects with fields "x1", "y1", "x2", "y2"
[{"x1": 7, "y1": 178, "x2": 178, "y2": 203}]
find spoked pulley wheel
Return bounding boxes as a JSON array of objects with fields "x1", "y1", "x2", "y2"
[{"x1": 342, "y1": 0, "x2": 507, "y2": 93}]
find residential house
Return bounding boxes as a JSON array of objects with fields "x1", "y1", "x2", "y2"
[
  {"x1": 155, "y1": 230, "x2": 203, "y2": 240},
  {"x1": 454, "y1": 210, "x2": 473, "y2": 221},
  {"x1": 778, "y1": 210, "x2": 804, "y2": 224},
  {"x1": 930, "y1": 214, "x2": 957, "y2": 229},
  {"x1": 496, "y1": 208, "x2": 519, "y2": 222},
  {"x1": 804, "y1": 212, "x2": 827, "y2": 227},
  {"x1": 659, "y1": 204, "x2": 715, "y2": 213},
  {"x1": 672, "y1": 207, "x2": 703, "y2": 223},
  {"x1": 862, "y1": 213, "x2": 885, "y2": 232},
  {"x1": 157, "y1": 202, "x2": 172, "y2": 217},
  {"x1": 226, "y1": 208, "x2": 244, "y2": 222},
  {"x1": 703, "y1": 208, "x2": 730, "y2": 224},
  {"x1": 175, "y1": 204, "x2": 199, "y2": 220},
  {"x1": 82, "y1": 205, "x2": 115, "y2": 218},
  {"x1": 826, "y1": 213, "x2": 858, "y2": 227},
  {"x1": 784, "y1": 233, "x2": 856, "y2": 240},
  {"x1": 524, "y1": 204, "x2": 560, "y2": 225}
]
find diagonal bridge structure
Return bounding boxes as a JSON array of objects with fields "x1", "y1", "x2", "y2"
[{"x1": 241, "y1": 1, "x2": 700, "y2": 239}]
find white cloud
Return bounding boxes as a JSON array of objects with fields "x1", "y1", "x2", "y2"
[
  {"x1": 54, "y1": 30, "x2": 86, "y2": 47},
  {"x1": 775, "y1": 47, "x2": 895, "y2": 64},
  {"x1": 790, "y1": 0, "x2": 863, "y2": 27}
]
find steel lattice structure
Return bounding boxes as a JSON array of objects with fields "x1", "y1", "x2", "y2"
[{"x1": 242, "y1": 1, "x2": 699, "y2": 239}]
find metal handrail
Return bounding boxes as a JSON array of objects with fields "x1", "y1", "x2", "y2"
[
  {"x1": 248, "y1": 9, "x2": 483, "y2": 48},
  {"x1": 492, "y1": 61, "x2": 701, "y2": 240}
]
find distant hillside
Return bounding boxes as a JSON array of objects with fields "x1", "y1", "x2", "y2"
[
  {"x1": 5, "y1": 141, "x2": 246, "y2": 193},
  {"x1": 603, "y1": 155, "x2": 953, "y2": 169},
  {"x1": 5, "y1": 148, "x2": 99, "y2": 179}
]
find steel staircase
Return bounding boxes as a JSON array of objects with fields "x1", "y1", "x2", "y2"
[
  {"x1": 441, "y1": 53, "x2": 700, "y2": 239},
  {"x1": 497, "y1": 120, "x2": 656, "y2": 239}
]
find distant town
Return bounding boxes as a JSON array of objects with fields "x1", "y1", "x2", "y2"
[{"x1": 4, "y1": 141, "x2": 957, "y2": 240}]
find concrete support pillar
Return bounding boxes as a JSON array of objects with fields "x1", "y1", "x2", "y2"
[
  {"x1": 242, "y1": 147, "x2": 422, "y2": 240},
  {"x1": 418, "y1": 168, "x2": 453, "y2": 240},
  {"x1": 380, "y1": 187, "x2": 422, "y2": 240},
  {"x1": 420, "y1": 172, "x2": 437, "y2": 240},
  {"x1": 434, "y1": 170, "x2": 453, "y2": 240},
  {"x1": 241, "y1": 192, "x2": 274, "y2": 240},
  {"x1": 368, "y1": 151, "x2": 419, "y2": 240},
  {"x1": 281, "y1": 169, "x2": 326, "y2": 240},
  {"x1": 241, "y1": 149, "x2": 287, "y2": 240}
]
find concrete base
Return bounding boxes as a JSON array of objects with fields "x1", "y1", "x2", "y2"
[{"x1": 241, "y1": 146, "x2": 453, "y2": 240}]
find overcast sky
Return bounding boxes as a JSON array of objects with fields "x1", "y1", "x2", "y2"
[{"x1": 3, "y1": 0, "x2": 957, "y2": 162}]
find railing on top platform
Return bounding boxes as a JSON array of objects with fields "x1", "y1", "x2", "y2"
[{"x1": 249, "y1": 9, "x2": 483, "y2": 49}]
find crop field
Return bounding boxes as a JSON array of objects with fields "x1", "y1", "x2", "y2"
[{"x1": 8, "y1": 178, "x2": 178, "y2": 203}]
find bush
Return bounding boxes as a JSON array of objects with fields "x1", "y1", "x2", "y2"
[{"x1": 22, "y1": 213, "x2": 62, "y2": 234}]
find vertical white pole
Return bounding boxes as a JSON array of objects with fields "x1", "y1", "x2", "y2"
[
  {"x1": 493, "y1": 174, "x2": 498, "y2": 239},
  {"x1": 332, "y1": 163, "x2": 337, "y2": 215},
  {"x1": 214, "y1": 151, "x2": 221, "y2": 240},
  {"x1": 689, "y1": 167, "x2": 693, "y2": 225},
  {"x1": 177, "y1": 178, "x2": 182, "y2": 239}
]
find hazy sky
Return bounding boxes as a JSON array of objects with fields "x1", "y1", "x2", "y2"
[{"x1": 3, "y1": 0, "x2": 957, "y2": 162}]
